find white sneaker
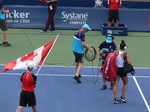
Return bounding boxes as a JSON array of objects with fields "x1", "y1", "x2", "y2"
[
  {"x1": 40, "y1": 30, "x2": 48, "y2": 33},
  {"x1": 120, "y1": 96, "x2": 127, "y2": 103},
  {"x1": 114, "y1": 98, "x2": 121, "y2": 104}
]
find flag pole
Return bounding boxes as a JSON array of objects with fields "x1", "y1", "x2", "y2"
[{"x1": 35, "y1": 35, "x2": 59, "y2": 76}]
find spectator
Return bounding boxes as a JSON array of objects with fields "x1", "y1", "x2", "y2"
[
  {"x1": 40, "y1": 0, "x2": 58, "y2": 32},
  {"x1": 94, "y1": 0, "x2": 103, "y2": 8},
  {"x1": 97, "y1": 34, "x2": 117, "y2": 90},
  {"x1": 107, "y1": 0, "x2": 122, "y2": 27},
  {"x1": 0, "y1": 0, "x2": 11, "y2": 46}
]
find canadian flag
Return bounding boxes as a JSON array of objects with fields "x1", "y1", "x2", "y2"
[{"x1": 2, "y1": 39, "x2": 57, "y2": 73}]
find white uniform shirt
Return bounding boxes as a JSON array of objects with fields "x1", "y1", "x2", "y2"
[{"x1": 116, "y1": 51, "x2": 124, "y2": 67}]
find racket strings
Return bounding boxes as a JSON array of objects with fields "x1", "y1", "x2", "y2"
[
  {"x1": 6, "y1": 11, "x2": 14, "y2": 28},
  {"x1": 84, "y1": 46, "x2": 96, "y2": 61}
]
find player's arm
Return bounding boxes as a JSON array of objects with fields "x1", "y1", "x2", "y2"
[
  {"x1": 118, "y1": 0, "x2": 122, "y2": 8},
  {"x1": 107, "y1": 0, "x2": 110, "y2": 7},
  {"x1": 21, "y1": 83, "x2": 23, "y2": 88},
  {"x1": 126, "y1": 54, "x2": 132, "y2": 65},
  {"x1": 96, "y1": 48, "x2": 102, "y2": 59},
  {"x1": 20, "y1": 73, "x2": 25, "y2": 88},
  {"x1": 33, "y1": 74, "x2": 37, "y2": 88},
  {"x1": 79, "y1": 31, "x2": 93, "y2": 51},
  {"x1": 47, "y1": 0, "x2": 58, "y2": 3},
  {"x1": 82, "y1": 41, "x2": 93, "y2": 51},
  {"x1": 1, "y1": 8, "x2": 10, "y2": 13}
]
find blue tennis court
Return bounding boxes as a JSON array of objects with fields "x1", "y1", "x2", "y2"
[{"x1": 0, "y1": 65, "x2": 150, "y2": 112}]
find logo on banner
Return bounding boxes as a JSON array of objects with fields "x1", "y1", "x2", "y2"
[
  {"x1": 107, "y1": 30, "x2": 113, "y2": 34},
  {"x1": 61, "y1": 11, "x2": 88, "y2": 25},
  {"x1": 5, "y1": 10, "x2": 30, "y2": 24},
  {"x1": 107, "y1": 29, "x2": 124, "y2": 34}
]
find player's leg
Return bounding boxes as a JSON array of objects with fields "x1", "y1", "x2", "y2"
[
  {"x1": 113, "y1": 76, "x2": 121, "y2": 104},
  {"x1": 114, "y1": 10, "x2": 119, "y2": 27},
  {"x1": 16, "y1": 106, "x2": 24, "y2": 112},
  {"x1": 120, "y1": 75, "x2": 128, "y2": 103},
  {"x1": 32, "y1": 105, "x2": 38, "y2": 112},
  {"x1": 107, "y1": 10, "x2": 113, "y2": 27}
]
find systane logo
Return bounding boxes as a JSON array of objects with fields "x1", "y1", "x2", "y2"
[{"x1": 62, "y1": 11, "x2": 88, "y2": 22}]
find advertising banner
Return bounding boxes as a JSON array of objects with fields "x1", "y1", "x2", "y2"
[{"x1": 5, "y1": 5, "x2": 150, "y2": 32}]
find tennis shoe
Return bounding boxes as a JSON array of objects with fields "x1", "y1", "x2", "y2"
[
  {"x1": 120, "y1": 96, "x2": 127, "y2": 103},
  {"x1": 100, "y1": 85, "x2": 107, "y2": 90},
  {"x1": 74, "y1": 76, "x2": 81, "y2": 83},
  {"x1": 78, "y1": 74, "x2": 81, "y2": 78},
  {"x1": 114, "y1": 98, "x2": 121, "y2": 104},
  {"x1": 1, "y1": 42, "x2": 11, "y2": 47},
  {"x1": 40, "y1": 29, "x2": 48, "y2": 32},
  {"x1": 50, "y1": 29, "x2": 55, "y2": 32}
]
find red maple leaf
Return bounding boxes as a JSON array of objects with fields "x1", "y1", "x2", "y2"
[{"x1": 20, "y1": 52, "x2": 38, "y2": 62}]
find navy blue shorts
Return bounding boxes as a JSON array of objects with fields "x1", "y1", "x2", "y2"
[{"x1": 73, "y1": 52, "x2": 84, "y2": 63}]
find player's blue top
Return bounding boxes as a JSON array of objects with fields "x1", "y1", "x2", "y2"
[
  {"x1": 72, "y1": 30, "x2": 85, "y2": 54},
  {"x1": 98, "y1": 41, "x2": 117, "y2": 53},
  {"x1": 0, "y1": 0, "x2": 5, "y2": 19}
]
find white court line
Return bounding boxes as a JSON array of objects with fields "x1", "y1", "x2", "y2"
[
  {"x1": 1, "y1": 73, "x2": 150, "y2": 78},
  {"x1": 0, "y1": 64, "x2": 150, "y2": 69},
  {"x1": 15, "y1": 106, "x2": 19, "y2": 112},
  {"x1": 1, "y1": 72, "x2": 150, "y2": 77},
  {"x1": 0, "y1": 73, "x2": 98, "y2": 77},
  {"x1": 133, "y1": 76, "x2": 150, "y2": 112}
]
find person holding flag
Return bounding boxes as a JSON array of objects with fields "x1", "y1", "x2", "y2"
[
  {"x1": 2, "y1": 36, "x2": 58, "y2": 111},
  {"x1": 16, "y1": 62, "x2": 38, "y2": 112}
]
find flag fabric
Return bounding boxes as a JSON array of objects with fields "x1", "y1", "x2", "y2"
[{"x1": 2, "y1": 39, "x2": 56, "y2": 73}]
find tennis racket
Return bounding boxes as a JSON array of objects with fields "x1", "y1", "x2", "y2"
[
  {"x1": 84, "y1": 46, "x2": 96, "y2": 61},
  {"x1": 5, "y1": 11, "x2": 14, "y2": 28}
]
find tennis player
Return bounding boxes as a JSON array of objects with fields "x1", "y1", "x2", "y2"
[
  {"x1": 72, "y1": 24, "x2": 93, "y2": 83},
  {"x1": 0, "y1": 0, "x2": 11, "y2": 46},
  {"x1": 17, "y1": 63, "x2": 38, "y2": 112},
  {"x1": 113, "y1": 40, "x2": 132, "y2": 104}
]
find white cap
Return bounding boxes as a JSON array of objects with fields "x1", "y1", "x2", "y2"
[{"x1": 27, "y1": 61, "x2": 35, "y2": 69}]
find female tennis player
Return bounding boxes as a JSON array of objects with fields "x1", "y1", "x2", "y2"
[{"x1": 113, "y1": 40, "x2": 132, "y2": 104}]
